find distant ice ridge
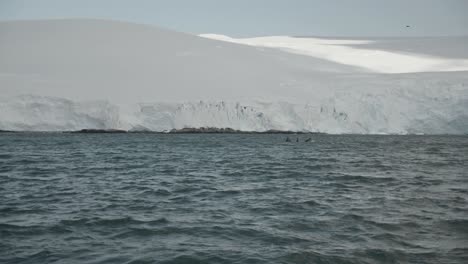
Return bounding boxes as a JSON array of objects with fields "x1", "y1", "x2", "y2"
[
  {"x1": 2, "y1": 81, "x2": 467, "y2": 134},
  {"x1": 200, "y1": 34, "x2": 468, "y2": 74}
]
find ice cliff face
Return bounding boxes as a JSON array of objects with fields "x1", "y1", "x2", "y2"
[
  {"x1": 2, "y1": 75, "x2": 467, "y2": 134},
  {"x1": 0, "y1": 95, "x2": 122, "y2": 131},
  {"x1": 1, "y1": 19, "x2": 467, "y2": 134}
]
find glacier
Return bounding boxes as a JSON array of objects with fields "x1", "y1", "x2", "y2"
[{"x1": 1, "y1": 19, "x2": 468, "y2": 134}]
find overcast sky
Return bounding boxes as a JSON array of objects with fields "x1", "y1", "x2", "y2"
[{"x1": 1, "y1": 0, "x2": 467, "y2": 37}]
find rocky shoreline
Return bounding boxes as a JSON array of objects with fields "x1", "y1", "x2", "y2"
[
  {"x1": 65, "y1": 127, "x2": 319, "y2": 134},
  {"x1": 0, "y1": 130, "x2": 16, "y2": 133},
  {"x1": 69, "y1": 129, "x2": 128, "y2": 134}
]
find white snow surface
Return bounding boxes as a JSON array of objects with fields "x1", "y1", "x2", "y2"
[
  {"x1": 200, "y1": 34, "x2": 468, "y2": 74},
  {"x1": 1, "y1": 19, "x2": 468, "y2": 134}
]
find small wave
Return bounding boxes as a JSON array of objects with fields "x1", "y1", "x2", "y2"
[
  {"x1": 59, "y1": 216, "x2": 170, "y2": 228},
  {"x1": 355, "y1": 248, "x2": 439, "y2": 263},
  {"x1": 370, "y1": 233, "x2": 419, "y2": 248},
  {"x1": 0, "y1": 223, "x2": 70, "y2": 237},
  {"x1": 448, "y1": 247, "x2": 468, "y2": 257},
  {"x1": 302, "y1": 199, "x2": 322, "y2": 207},
  {"x1": 304, "y1": 164, "x2": 334, "y2": 170},
  {"x1": 367, "y1": 221, "x2": 400, "y2": 232},
  {"x1": 449, "y1": 188, "x2": 468, "y2": 195},
  {"x1": 353, "y1": 248, "x2": 400, "y2": 263},
  {"x1": 94, "y1": 217, "x2": 154, "y2": 226},
  {"x1": 0, "y1": 154, "x2": 13, "y2": 159},
  {"x1": 25, "y1": 250, "x2": 60, "y2": 262},
  {"x1": 214, "y1": 189, "x2": 242, "y2": 196},
  {"x1": 331, "y1": 173, "x2": 396, "y2": 184},
  {"x1": 340, "y1": 213, "x2": 365, "y2": 222},
  {"x1": 112, "y1": 227, "x2": 160, "y2": 239},
  {"x1": 425, "y1": 146, "x2": 442, "y2": 153},
  {"x1": 281, "y1": 251, "x2": 358, "y2": 264},
  {"x1": 160, "y1": 253, "x2": 230, "y2": 264},
  {"x1": 138, "y1": 188, "x2": 172, "y2": 197},
  {"x1": 439, "y1": 219, "x2": 468, "y2": 235}
]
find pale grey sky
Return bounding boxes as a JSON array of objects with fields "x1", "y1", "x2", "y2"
[{"x1": 0, "y1": 0, "x2": 467, "y2": 37}]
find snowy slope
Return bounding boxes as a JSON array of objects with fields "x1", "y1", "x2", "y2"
[
  {"x1": 1, "y1": 19, "x2": 467, "y2": 134},
  {"x1": 200, "y1": 34, "x2": 468, "y2": 73},
  {"x1": 0, "y1": 19, "x2": 362, "y2": 103}
]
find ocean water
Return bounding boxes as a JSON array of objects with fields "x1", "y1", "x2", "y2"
[{"x1": 0, "y1": 133, "x2": 467, "y2": 264}]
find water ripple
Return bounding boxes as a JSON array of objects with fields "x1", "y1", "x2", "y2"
[{"x1": 0, "y1": 133, "x2": 467, "y2": 263}]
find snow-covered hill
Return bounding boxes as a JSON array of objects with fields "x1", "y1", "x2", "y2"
[
  {"x1": 1, "y1": 19, "x2": 467, "y2": 134},
  {"x1": 199, "y1": 34, "x2": 468, "y2": 73}
]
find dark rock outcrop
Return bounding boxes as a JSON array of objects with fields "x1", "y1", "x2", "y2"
[
  {"x1": 169, "y1": 127, "x2": 241, "y2": 134},
  {"x1": 70, "y1": 129, "x2": 128, "y2": 134}
]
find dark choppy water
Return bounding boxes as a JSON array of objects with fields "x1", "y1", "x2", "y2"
[{"x1": 1, "y1": 133, "x2": 467, "y2": 264}]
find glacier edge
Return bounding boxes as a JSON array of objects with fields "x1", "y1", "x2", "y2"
[{"x1": 1, "y1": 89, "x2": 467, "y2": 134}]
